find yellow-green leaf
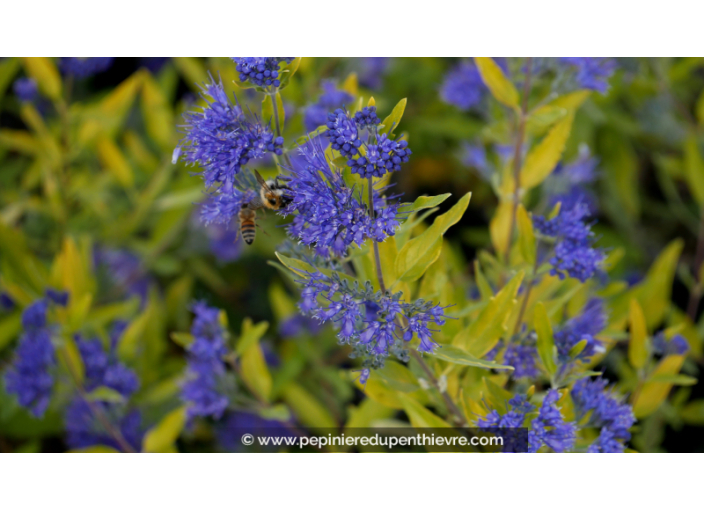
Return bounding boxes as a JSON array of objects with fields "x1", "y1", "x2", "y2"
[
  {"x1": 97, "y1": 136, "x2": 134, "y2": 187},
  {"x1": 241, "y1": 343, "x2": 272, "y2": 403},
  {"x1": 684, "y1": 134, "x2": 704, "y2": 205},
  {"x1": 474, "y1": 57, "x2": 519, "y2": 110},
  {"x1": 142, "y1": 406, "x2": 187, "y2": 453},
  {"x1": 22, "y1": 57, "x2": 61, "y2": 101},
  {"x1": 86, "y1": 386, "x2": 126, "y2": 403},
  {"x1": 141, "y1": 73, "x2": 174, "y2": 151},
  {"x1": 429, "y1": 344, "x2": 514, "y2": 371},
  {"x1": 236, "y1": 318, "x2": 269, "y2": 355},
  {"x1": 281, "y1": 383, "x2": 337, "y2": 428},
  {"x1": 628, "y1": 299, "x2": 649, "y2": 370},
  {"x1": 521, "y1": 113, "x2": 574, "y2": 189},
  {"x1": 534, "y1": 302, "x2": 557, "y2": 375},
  {"x1": 379, "y1": 98, "x2": 407, "y2": 136},
  {"x1": 516, "y1": 204, "x2": 536, "y2": 265},
  {"x1": 633, "y1": 355, "x2": 685, "y2": 419},
  {"x1": 398, "y1": 393, "x2": 452, "y2": 428}
]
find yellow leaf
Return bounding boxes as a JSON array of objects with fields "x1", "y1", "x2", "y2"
[
  {"x1": 633, "y1": 356, "x2": 685, "y2": 418},
  {"x1": 141, "y1": 74, "x2": 174, "y2": 151},
  {"x1": 628, "y1": 299, "x2": 649, "y2": 369},
  {"x1": 521, "y1": 113, "x2": 574, "y2": 189},
  {"x1": 97, "y1": 136, "x2": 133, "y2": 187},
  {"x1": 281, "y1": 383, "x2": 337, "y2": 428},
  {"x1": 516, "y1": 204, "x2": 536, "y2": 265},
  {"x1": 489, "y1": 200, "x2": 513, "y2": 258},
  {"x1": 241, "y1": 343, "x2": 273, "y2": 403},
  {"x1": 398, "y1": 394, "x2": 452, "y2": 428},
  {"x1": 142, "y1": 407, "x2": 187, "y2": 453},
  {"x1": 534, "y1": 302, "x2": 557, "y2": 375},
  {"x1": 21, "y1": 57, "x2": 61, "y2": 101},
  {"x1": 342, "y1": 72, "x2": 358, "y2": 97},
  {"x1": 474, "y1": 57, "x2": 519, "y2": 110}
]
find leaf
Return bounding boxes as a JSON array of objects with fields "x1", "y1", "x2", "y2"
[
  {"x1": 429, "y1": 344, "x2": 514, "y2": 371},
  {"x1": 262, "y1": 94, "x2": 274, "y2": 124},
  {"x1": 85, "y1": 386, "x2": 126, "y2": 403},
  {"x1": 521, "y1": 113, "x2": 574, "y2": 189},
  {"x1": 21, "y1": 57, "x2": 61, "y2": 101},
  {"x1": 681, "y1": 400, "x2": 704, "y2": 425},
  {"x1": 516, "y1": 204, "x2": 536, "y2": 265},
  {"x1": 628, "y1": 299, "x2": 649, "y2": 370},
  {"x1": 274, "y1": 91, "x2": 285, "y2": 130},
  {"x1": 633, "y1": 355, "x2": 685, "y2": 419},
  {"x1": 97, "y1": 136, "x2": 134, "y2": 187},
  {"x1": 69, "y1": 445, "x2": 121, "y2": 453},
  {"x1": 647, "y1": 374, "x2": 697, "y2": 386},
  {"x1": 281, "y1": 383, "x2": 337, "y2": 428},
  {"x1": 490, "y1": 200, "x2": 513, "y2": 258},
  {"x1": 241, "y1": 342, "x2": 272, "y2": 403},
  {"x1": 141, "y1": 73, "x2": 174, "y2": 151},
  {"x1": 379, "y1": 98, "x2": 407, "y2": 136},
  {"x1": 173, "y1": 57, "x2": 208, "y2": 90},
  {"x1": 684, "y1": 134, "x2": 704, "y2": 205},
  {"x1": 375, "y1": 237, "x2": 398, "y2": 288},
  {"x1": 398, "y1": 394, "x2": 452, "y2": 428},
  {"x1": 375, "y1": 361, "x2": 419, "y2": 392},
  {"x1": 142, "y1": 406, "x2": 187, "y2": 453},
  {"x1": 474, "y1": 57, "x2": 519, "y2": 110},
  {"x1": 236, "y1": 318, "x2": 269, "y2": 355},
  {"x1": 342, "y1": 72, "x2": 358, "y2": 97},
  {"x1": 170, "y1": 332, "x2": 194, "y2": 348},
  {"x1": 568, "y1": 339, "x2": 588, "y2": 358},
  {"x1": 534, "y1": 302, "x2": 557, "y2": 375},
  {"x1": 395, "y1": 192, "x2": 471, "y2": 282},
  {"x1": 401, "y1": 193, "x2": 452, "y2": 212},
  {"x1": 277, "y1": 57, "x2": 301, "y2": 90},
  {"x1": 0, "y1": 313, "x2": 22, "y2": 353}
]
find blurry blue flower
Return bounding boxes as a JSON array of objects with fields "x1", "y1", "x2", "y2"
[
  {"x1": 348, "y1": 134, "x2": 411, "y2": 179},
  {"x1": 216, "y1": 411, "x2": 297, "y2": 451},
  {"x1": 440, "y1": 61, "x2": 485, "y2": 111},
  {"x1": 182, "y1": 302, "x2": 230, "y2": 419},
  {"x1": 528, "y1": 390, "x2": 576, "y2": 453},
  {"x1": 304, "y1": 104, "x2": 329, "y2": 133},
  {"x1": 477, "y1": 394, "x2": 533, "y2": 452},
  {"x1": 200, "y1": 184, "x2": 257, "y2": 226},
  {"x1": 652, "y1": 333, "x2": 689, "y2": 356},
  {"x1": 548, "y1": 146, "x2": 600, "y2": 213},
  {"x1": 59, "y1": 57, "x2": 114, "y2": 78},
  {"x1": 232, "y1": 57, "x2": 295, "y2": 88},
  {"x1": 65, "y1": 400, "x2": 142, "y2": 452},
  {"x1": 45, "y1": 288, "x2": 69, "y2": 307},
  {"x1": 173, "y1": 74, "x2": 283, "y2": 187},
  {"x1": 205, "y1": 218, "x2": 243, "y2": 263},
  {"x1": 533, "y1": 200, "x2": 605, "y2": 282},
  {"x1": 504, "y1": 342, "x2": 539, "y2": 379},
  {"x1": 13, "y1": 77, "x2": 38, "y2": 102},
  {"x1": 554, "y1": 298, "x2": 606, "y2": 363},
  {"x1": 140, "y1": 57, "x2": 169, "y2": 73},
  {"x1": 94, "y1": 247, "x2": 152, "y2": 305},
  {"x1": 279, "y1": 314, "x2": 322, "y2": 338},
  {"x1": 5, "y1": 299, "x2": 55, "y2": 417},
  {"x1": 462, "y1": 143, "x2": 492, "y2": 180},
  {"x1": 0, "y1": 292, "x2": 15, "y2": 311},
  {"x1": 282, "y1": 140, "x2": 401, "y2": 257},
  {"x1": 304, "y1": 81, "x2": 355, "y2": 132},
  {"x1": 76, "y1": 336, "x2": 139, "y2": 397},
  {"x1": 357, "y1": 57, "x2": 390, "y2": 89},
  {"x1": 572, "y1": 377, "x2": 635, "y2": 453},
  {"x1": 560, "y1": 58, "x2": 617, "y2": 93}
]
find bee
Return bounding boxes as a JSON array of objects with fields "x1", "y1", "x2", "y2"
[
  {"x1": 238, "y1": 204, "x2": 258, "y2": 245},
  {"x1": 254, "y1": 169, "x2": 292, "y2": 211},
  {"x1": 237, "y1": 170, "x2": 291, "y2": 245}
]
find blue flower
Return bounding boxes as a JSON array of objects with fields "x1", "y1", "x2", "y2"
[
  {"x1": 45, "y1": 288, "x2": 69, "y2": 307},
  {"x1": 93, "y1": 247, "x2": 152, "y2": 305},
  {"x1": 559, "y1": 58, "x2": 617, "y2": 93},
  {"x1": 348, "y1": 134, "x2": 411, "y2": 179},
  {"x1": 76, "y1": 336, "x2": 139, "y2": 397},
  {"x1": 65, "y1": 400, "x2": 143, "y2": 452},
  {"x1": 554, "y1": 298, "x2": 606, "y2": 363},
  {"x1": 462, "y1": 143, "x2": 491, "y2": 180},
  {"x1": 200, "y1": 184, "x2": 257, "y2": 226},
  {"x1": 533, "y1": 200, "x2": 605, "y2": 282},
  {"x1": 325, "y1": 108, "x2": 362, "y2": 157},
  {"x1": 140, "y1": 57, "x2": 169, "y2": 73},
  {"x1": 440, "y1": 61, "x2": 485, "y2": 111},
  {"x1": 58, "y1": 57, "x2": 114, "y2": 78},
  {"x1": 504, "y1": 342, "x2": 539, "y2": 379},
  {"x1": 232, "y1": 57, "x2": 295, "y2": 88},
  {"x1": 528, "y1": 390, "x2": 576, "y2": 453},
  {"x1": 0, "y1": 292, "x2": 15, "y2": 311},
  {"x1": 216, "y1": 411, "x2": 297, "y2": 451},
  {"x1": 279, "y1": 314, "x2": 323, "y2": 338},
  {"x1": 13, "y1": 78, "x2": 38, "y2": 102},
  {"x1": 354, "y1": 106, "x2": 381, "y2": 130},
  {"x1": 282, "y1": 140, "x2": 401, "y2": 256},
  {"x1": 173, "y1": 74, "x2": 283, "y2": 187},
  {"x1": 304, "y1": 81, "x2": 355, "y2": 132},
  {"x1": 652, "y1": 333, "x2": 689, "y2": 356},
  {"x1": 4, "y1": 300, "x2": 55, "y2": 417},
  {"x1": 182, "y1": 302, "x2": 230, "y2": 419},
  {"x1": 357, "y1": 57, "x2": 390, "y2": 90},
  {"x1": 477, "y1": 394, "x2": 534, "y2": 452},
  {"x1": 548, "y1": 147, "x2": 600, "y2": 213},
  {"x1": 571, "y1": 377, "x2": 635, "y2": 453}
]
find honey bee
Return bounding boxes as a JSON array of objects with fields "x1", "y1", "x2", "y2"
[
  {"x1": 237, "y1": 170, "x2": 292, "y2": 245},
  {"x1": 254, "y1": 169, "x2": 292, "y2": 211}
]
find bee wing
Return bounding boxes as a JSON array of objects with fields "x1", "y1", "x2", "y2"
[
  {"x1": 254, "y1": 169, "x2": 273, "y2": 193},
  {"x1": 246, "y1": 196, "x2": 264, "y2": 210}
]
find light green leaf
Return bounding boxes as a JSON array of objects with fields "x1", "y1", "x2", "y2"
[
  {"x1": 141, "y1": 73, "x2": 174, "y2": 151},
  {"x1": 236, "y1": 318, "x2": 269, "y2": 355},
  {"x1": 22, "y1": 57, "x2": 61, "y2": 101},
  {"x1": 568, "y1": 339, "x2": 588, "y2": 358},
  {"x1": 241, "y1": 342, "x2": 272, "y2": 403},
  {"x1": 376, "y1": 361, "x2": 419, "y2": 392},
  {"x1": 281, "y1": 383, "x2": 337, "y2": 428},
  {"x1": 398, "y1": 394, "x2": 452, "y2": 428},
  {"x1": 516, "y1": 204, "x2": 536, "y2": 265},
  {"x1": 633, "y1": 355, "x2": 685, "y2": 418},
  {"x1": 142, "y1": 406, "x2": 187, "y2": 453},
  {"x1": 521, "y1": 113, "x2": 574, "y2": 189},
  {"x1": 395, "y1": 192, "x2": 471, "y2": 282},
  {"x1": 379, "y1": 98, "x2": 407, "y2": 136},
  {"x1": 429, "y1": 344, "x2": 514, "y2": 371},
  {"x1": 648, "y1": 374, "x2": 697, "y2": 386},
  {"x1": 85, "y1": 386, "x2": 126, "y2": 403},
  {"x1": 534, "y1": 302, "x2": 557, "y2": 375},
  {"x1": 400, "y1": 193, "x2": 452, "y2": 212},
  {"x1": 474, "y1": 57, "x2": 519, "y2": 110},
  {"x1": 262, "y1": 94, "x2": 274, "y2": 124},
  {"x1": 97, "y1": 136, "x2": 133, "y2": 188},
  {"x1": 628, "y1": 299, "x2": 649, "y2": 370},
  {"x1": 278, "y1": 57, "x2": 301, "y2": 90}
]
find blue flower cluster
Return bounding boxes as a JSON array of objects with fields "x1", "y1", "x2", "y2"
[
  {"x1": 571, "y1": 377, "x2": 635, "y2": 453},
  {"x1": 58, "y1": 57, "x2": 114, "y2": 78},
  {"x1": 504, "y1": 340, "x2": 539, "y2": 379},
  {"x1": 65, "y1": 326, "x2": 142, "y2": 451},
  {"x1": 304, "y1": 81, "x2": 354, "y2": 132},
  {"x1": 559, "y1": 58, "x2": 617, "y2": 93},
  {"x1": 297, "y1": 271, "x2": 448, "y2": 369},
  {"x1": 478, "y1": 392, "x2": 576, "y2": 453},
  {"x1": 181, "y1": 302, "x2": 231, "y2": 420},
  {"x1": 279, "y1": 313, "x2": 323, "y2": 339},
  {"x1": 200, "y1": 184, "x2": 257, "y2": 226},
  {"x1": 13, "y1": 78, "x2": 38, "y2": 102},
  {"x1": 325, "y1": 108, "x2": 362, "y2": 157},
  {"x1": 354, "y1": 106, "x2": 381, "y2": 130},
  {"x1": 94, "y1": 247, "x2": 152, "y2": 306},
  {"x1": 348, "y1": 134, "x2": 411, "y2": 179},
  {"x1": 652, "y1": 333, "x2": 689, "y2": 356},
  {"x1": 440, "y1": 61, "x2": 485, "y2": 111},
  {"x1": 232, "y1": 58, "x2": 295, "y2": 88},
  {"x1": 533, "y1": 200, "x2": 605, "y2": 282},
  {"x1": 357, "y1": 58, "x2": 390, "y2": 90},
  {"x1": 4, "y1": 299, "x2": 57, "y2": 417},
  {"x1": 0, "y1": 292, "x2": 14, "y2": 310},
  {"x1": 282, "y1": 141, "x2": 401, "y2": 257},
  {"x1": 554, "y1": 298, "x2": 606, "y2": 363},
  {"x1": 548, "y1": 146, "x2": 600, "y2": 213},
  {"x1": 173, "y1": 75, "x2": 284, "y2": 188}
]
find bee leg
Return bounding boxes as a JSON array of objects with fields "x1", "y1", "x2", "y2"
[{"x1": 255, "y1": 224, "x2": 271, "y2": 237}]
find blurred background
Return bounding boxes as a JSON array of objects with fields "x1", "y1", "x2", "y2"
[{"x1": 0, "y1": 57, "x2": 702, "y2": 452}]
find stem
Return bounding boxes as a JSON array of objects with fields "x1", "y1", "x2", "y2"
[
  {"x1": 687, "y1": 209, "x2": 704, "y2": 320},
  {"x1": 512, "y1": 245, "x2": 541, "y2": 336},
  {"x1": 271, "y1": 89, "x2": 293, "y2": 170},
  {"x1": 505, "y1": 57, "x2": 533, "y2": 265},
  {"x1": 60, "y1": 348, "x2": 136, "y2": 453},
  {"x1": 367, "y1": 177, "x2": 467, "y2": 427}
]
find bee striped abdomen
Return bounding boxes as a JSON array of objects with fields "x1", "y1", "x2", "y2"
[{"x1": 238, "y1": 206, "x2": 257, "y2": 245}]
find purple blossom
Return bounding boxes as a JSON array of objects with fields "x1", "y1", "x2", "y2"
[
  {"x1": 554, "y1": 298, "x2": 607, "y2": 363},
  {"x1": 652, "y1": 333, "x2": 689, "y2": 356},
  {"x1": 560, "y1": 58, "x2": 617, "y2": 93},
  {"x1": 304, "y1": 81, "x2": 354, "y2": 132},
  {"x1": 58, "y1": 57, "x2": 114, "y2": 78},
  {"x1": 348, "y1": 134, "x2": 411, "y2": 179},
  {"x1": 13, "y1": 77, "x2": 38, "y2": 102},
  {"x1": 528, "y1": 390, "x2": 576, "y2": 453},
  {"x1": 357, "y1": 57, "x2": 390, "y2": 89},
  {"x1": 504, "y1": 342, "x2": 539, "y2": 379},
  {"x1": 232, "y1": 57, "x2": 295, "y2": 88},
  {"x1": 325, "y1": 108, "x2": 362, "y2": 157}
]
